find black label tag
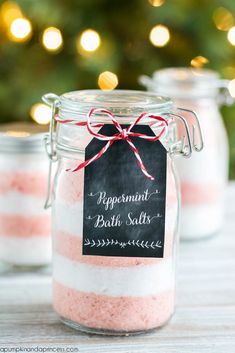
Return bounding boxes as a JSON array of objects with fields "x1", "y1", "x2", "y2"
[{"x1": 82, "y1": 124, "x2": 167, "y2": 258}]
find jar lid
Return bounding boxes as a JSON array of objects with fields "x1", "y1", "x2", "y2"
[
  {"x1": 43, "y1": 89, "x2": 202, "y2": 160},
  {"x1": 141, "y1": 68, "x2": 225, "y2": 99},
  {"x1": 59, "y1": 90, "x2": 173, "y2": 121},
  {"x1": 0, "y1": 122, "x2": 47, "y2": 153}
]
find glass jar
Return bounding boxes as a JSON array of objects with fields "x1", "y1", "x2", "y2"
[
  {"x1": 140, "y1": 68, "x2": 230, "y2": 240},
  {"x1": 0, "y1": 123, "x2": 51, "y2": 268},
  {"x1": 43, "y1": 90, "x2": 201, "y2": 335}
]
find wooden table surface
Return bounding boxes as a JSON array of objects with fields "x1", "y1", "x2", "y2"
[{"x1": 0, "y1": 184, "x2": 235, "y2": 353}]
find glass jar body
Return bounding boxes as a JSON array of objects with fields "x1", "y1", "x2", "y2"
[
  {"x1": 175, "y1": 98, "x2": 229, "y2": 239},
  {"x1": 52, "y1": 148, "x2": 179, "y2": 334},
  {"x1": 0, "y1": 152, "x2": 51, "y2": 267}
]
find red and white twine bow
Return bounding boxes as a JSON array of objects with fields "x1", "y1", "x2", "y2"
[{"x1": 55, "y1": 108, "x2": 168, "y2": 181}]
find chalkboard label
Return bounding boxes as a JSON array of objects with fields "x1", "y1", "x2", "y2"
[{"x1": 83, "y1": 124, "x2": 167, "y2": 258}]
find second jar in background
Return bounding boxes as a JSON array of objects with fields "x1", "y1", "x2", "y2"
[
  {"x1": 140, "y1": 68, "x2": 230, "y2": 240},
  {"x1": 0, "y1": 123, "x2": 51, "y2": 267}
]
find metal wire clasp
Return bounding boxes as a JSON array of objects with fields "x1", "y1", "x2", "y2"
[
  {"x1": 161, "y1": 112, "x2": 192, "y2": 158},
  {"x1": 42, "y1": 93, "x2": 60, "y2": 161},
  {"x1": 162, "y1": 107, "x2": 204, "y2": 158},
  {"x1": 176, "y1": 107, "x2": 204, "y2": 152},
  {"x1": 42, "y1": 93, "x2": 60, "y2": 209}
]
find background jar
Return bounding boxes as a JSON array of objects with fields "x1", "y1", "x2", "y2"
[
  {"x1": 43, "y1": 89, "x2": 200, "y2": 335},
  {"x1": 0, "y1": 123, "x2": 51, "y2": 268},
  {"x1": 140, "y1": 68, "x2": 230, "y2": 240}
]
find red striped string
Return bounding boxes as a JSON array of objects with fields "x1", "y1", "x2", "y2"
[{"x1": 55, "y1": 108, "x2": 168, "y2": 181}]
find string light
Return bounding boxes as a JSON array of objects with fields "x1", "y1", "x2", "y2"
[
  {"x1": 30, "y1": 103, "x2": 51, "y2": 125},
  {"x1": 213, "y1": 7, "x2": 234, "y2": 31},
  {"x1": 8, "y1": 17, "x2": 32, "y2": 42},
  {"x1": 98, "y1": 71, "x2": 118, "y2": 90},
  {"x1": 190, "y1": 56, "x2": 209, "y2": 68},
  {"x1": 79, "y1": 29, "x2": 101, "y2": 52},
  {"x1": 149, "y1": 25, "x2": 170, "y2": 47},
  {"x1": 228, "y1": 79, "x2": 235, "y2": 97},
  {"x1": 228, "y1": 26, "x2": 235, "y2": 45},
  {"x1": 148, "y1": 0, "x2": 165, "y2": 7},
  {"x1": 42, "y1": 27, "x2": 63, "y2": 52},
  {"x1": 0, "y1": 1, "x2": 22, "y2": 26}
]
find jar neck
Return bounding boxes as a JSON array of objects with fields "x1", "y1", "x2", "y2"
[
  {"x1": 43, "y1": 90, "x2": 202, "y2": 161},
  {"x1": 55, "y1": 115, "x2": 177, "y2": 154},
  {"x1": 57, "y1": 90, "x2": 173, "y2": 122}
]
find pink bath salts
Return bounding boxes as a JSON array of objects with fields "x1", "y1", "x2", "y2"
[
  {"x1": 56, "y1": 163, "x2": 84, "y2": 204},
  {"x1": 0, "y1": 214, "x2": 51, "y2": 237},
  {"x1": 53, "y1": 281, "x2": 175, "y2": 332},
  {"x1": 54, "y1": 229, "x2": 174, "y2": 267},
  {"x1": 0, "y1": 172, "x2": 48, "y2": 197},
  {"x1": 166, "y1": 158, "x2": 178, "y2": 207},
  {"x1": 181, "y1": 181, "x2": 223, "y2": 205}
]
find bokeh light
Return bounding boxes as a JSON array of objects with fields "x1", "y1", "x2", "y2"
[
  {"x1": 9, "y1": 17, "x2": 32, "y2": 42},
  {"x1": 148, "y1": 0, "x2": 165, "y2": 7},
  {"x1": 149, "y1": 25, "x2": 170, "y2": 47},
  {"x1": 213, "y1": 7, "x2": 234, "y2": 31},
  {"x1": 0, "y1": 1, "x2": 22, "y2": 26},
  {"x1": 190, "y1": 56, "x2": 209, "y2": 68},
  {"x1": 6, "y1": 130, "x2": 30, "y2": 137},
  {"x1": 30, "y1": 103, "x2": 51, "y2": 125},
  {"x1": 98, "y1": 71, "x2": 118, "y2": 90},
  {"x1": 228, "y1": 79, "x2": 235, "y2": 98},
  {"x1": 79, "y1": 29, "x2": 101, "y2": 52},
  {"x1": 42, "y1": 27, "x2": 63, "y2": 52},
  {"x1": 227, "y1": 26, "x2": 235, "y2": 45}
]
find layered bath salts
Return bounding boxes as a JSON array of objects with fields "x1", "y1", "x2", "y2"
[
  {"x1": 42, "y1": 90, "x2": 197, "y2": 334},
  {"x1": 52, "y1": 155, "x2": 178, "y2": 332},
  {"x1": 0, "y1": 123, "x2": 51, "y2": 266},
  {"x1": 176, "y1": 102, "x2": 228, "y2": 239}
]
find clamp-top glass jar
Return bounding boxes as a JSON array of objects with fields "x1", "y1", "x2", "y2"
[
  {"x1": 140, "y1": 68, "x2": 230, "y2": 240},
  {"x1": 0, "y1": 123, "x2": 51, "y2": 268},
  {"x1": 43, "y1": 90, "x2": 202, "y2": 335}
]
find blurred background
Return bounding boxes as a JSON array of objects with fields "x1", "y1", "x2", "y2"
[{"x1": 0, "y1": 0, "x2": 235, "y2": 175}]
